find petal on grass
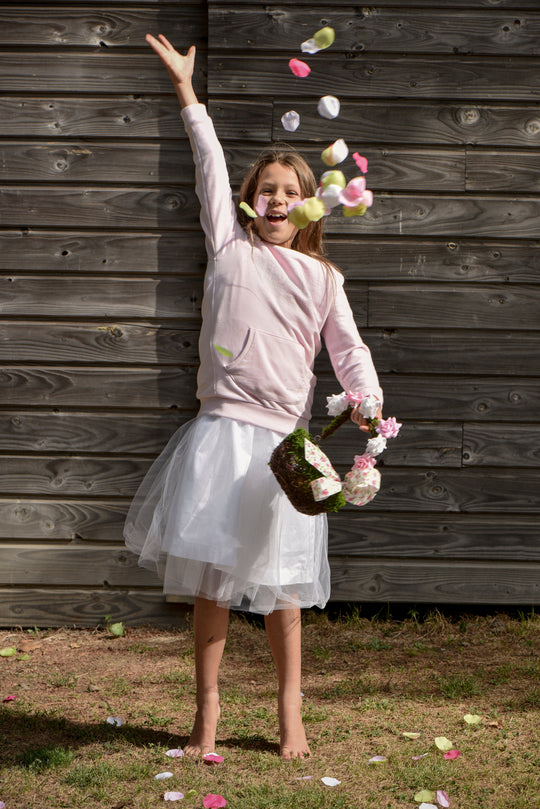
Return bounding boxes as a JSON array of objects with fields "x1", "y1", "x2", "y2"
[
  {"x1": 368, "y1": 756, "x2": 387, "y2": 763},
  {"x1": 0, "y1": 801, "x2": 5, "y2": 808},
  {"x1": 165, "y1": 749, "x2": 184, "y2": 758},
  {"x1": 203, "y1": 795, "x2": 227, "y2": 808},
  {"x1": 412, "y1": 753, "x2": 429, "y2": 760},
  {"x1": 0, "y1": 647, "x2": 16, "y2": 657},
  {"x1": 435, "y1": 737, "x2": 454, "y2": 751},
  {"x1": 437, "y1": 790, "x2": 450, "y2": 807},
  {"x1": 463, "y1": 714, "x2": 482, "y2": 724},
  {"x1": 321, "y1": 777, "x2": 341, "y2": 787},
  {"x1": 154, "y1": 772, "x2": 174, "y2": 780},
  {"x1": 402, "y1": 732, "x2": 421, "y2": 739},
  {"x1": 106, "y1": 716, "x2": 124, "y2": 727},
  {"x1": 294, "y1": 776, "x2": 314, "y2": 781},
  {"x1": 443, "y1": 750, "x2": 461, "y2": 760},
  {"x1": 419, "y1": 804, "x2": 438, "y2": 809},
  {"x1": 164, "y1": 792, "x2": 184, "y2": 801},
  {"x1": 415, "y1": 790, "x2": 436, "y2": 802},
  {"x1": 3, "y1": 695, "x2": 16, "y2": 702},
  {"x1": 203, "y1": 753, "x2": 224, "y2": 764}
]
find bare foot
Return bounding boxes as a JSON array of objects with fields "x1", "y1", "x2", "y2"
[
  {"x1": 278, "y1": 700, "x2": 311, "y2": 760},
  {"x1": 184, "y1": 691, "x2": 221, "y2": 757}
]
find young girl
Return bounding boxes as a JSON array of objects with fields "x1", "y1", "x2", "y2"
[{"x1": 124, "y1": 35, "x2": 383, "y2": 760}]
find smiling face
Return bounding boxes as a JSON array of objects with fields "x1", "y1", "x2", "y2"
[{"x1": 252, "y1": 163, "x2": 302, "y2": 249}]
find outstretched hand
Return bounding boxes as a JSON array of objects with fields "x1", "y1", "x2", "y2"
[
  {"x1": 146, "y1": 34, "x2": 198, "y2": 107},
  {"x1": 351, "y1": 404, "x2": 383, "y2": 434}
]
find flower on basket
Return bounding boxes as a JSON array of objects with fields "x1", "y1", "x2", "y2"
[
  {"x1": 376, "y1": 416, "x2": 402, "y2": 438},
  {"x1": 353, "y1": 453, "x2": 376, "y2": 470}
]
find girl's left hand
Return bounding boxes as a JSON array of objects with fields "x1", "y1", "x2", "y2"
[{"x1": 350, "y1": 404, "x2": 382, "y2": 433}]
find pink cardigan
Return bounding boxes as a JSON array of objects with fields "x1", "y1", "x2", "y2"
[{"x1": 182, "y1": 103, "x2": 383, "y2": 434}]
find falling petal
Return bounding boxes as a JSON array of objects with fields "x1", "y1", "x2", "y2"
[
  {"x1": 165, "y1": 749, "x2": 184, "y2": 758},
  {"x1": 3, "y1": 695, "x2": 16, "y2": 703},
  {"x1": 313, "y1": 27, "x2": 335, "y2": 50},
  {"x1": 353, "y1": 152, "x2": 368, "y2": 173},
  {"x1": 289, "y1": 58, "x2": 311, "y2": 78},
  {"x1": 402, "y1": 732, "x2": 421, "y2": 739},
  {"x1": 281, "y1": 110, "x2": 300, "y2": 132},
  {"x1": 214, "y1": 344, "x2": 233, "y2": 358},
  {"x1": 415, "y1": 790, "x2": 436, "y2": 803},
  {"x1": 154, "y1": 772, "x2": 174, "y2": 780},
  {"x1": 203, "y1": 752, "x2": 224, "y2": 764},
  {"x1": 434, "y1": 737, "x2": 454, "y2": 751},
  {"x1": 106, "y1": 716, "x2": 124, "y2": 727},
  {"x1": 443, "y1": 750, "x2": 461, "y2": 760},
  {"x1": 239, "y1": 201, "x2": 257, "y2": 219},
  {"x1": 255, "y1": 195, "x2": 268, "y2": 217},
  {"x1": 412, "y1": 753, "x2": 429, "y2": 760},
  {"x1": 437, "y1": 790, "x2": 450, "y2": 807},
  {"x1": 321, "y1": 777, "x2": 341, "y2": 787},
  {"x1": 203, "y1": 795, "x2": 227, "y2": 808},
  {"x1": 164, "y1": 792, "x2": 184, "y2": 801},
  {"x1": 368, "y1": 756, "x2": 387, "y2": 763},
  {"x1": 342, "y1": 202, "x2": 367, "y2": 218},
  {"x1": 301, "y1": 38, "x2": 319, "y2": 54},
  {"x1": 321, "y1": 170, "x2": 346, "y2": 190},
  {"x1": 321, "y1": 138, "x2": 348, "y2": 166},
  {"x1": 317, "y1": 96, "x2": 340, "y2": 119},
  {"x1": 463, "y1": 714, "x2": 481, "y2": 724},
  {"x1": 318, "y1": 183, "x2": 343, "y2": 209},
  {"x1": 0, "y1": 647, "x2": 16, "y2": 657}
]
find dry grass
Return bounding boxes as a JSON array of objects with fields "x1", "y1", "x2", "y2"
[{"x1": 1, "y1": 608, "x2": 539, "y2": 808}]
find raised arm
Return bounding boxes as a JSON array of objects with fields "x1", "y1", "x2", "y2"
[{"x1": 146, "y1": 34, "x2": 198, "y2": 108}]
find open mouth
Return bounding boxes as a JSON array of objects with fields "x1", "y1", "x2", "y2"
[{"x1": 266, "y1": 212, "x2": 287, "y2": 224}]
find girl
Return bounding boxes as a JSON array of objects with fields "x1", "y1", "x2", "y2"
[{"x1": 124, "y1": 35, "x2": 383, "y2": 760}]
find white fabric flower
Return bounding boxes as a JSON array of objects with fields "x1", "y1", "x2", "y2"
[
  {"x1": 326, "y1": 392, "x2": 349, "y2": 416},
  {"x1": 359, "y1": 394, "x2": 380, "y2": 418},
  {"x1": 366, "y1": 434, "x2": 387, "y2": 456}
]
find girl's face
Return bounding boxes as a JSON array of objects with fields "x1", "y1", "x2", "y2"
[{"x1": 252, "y1": 163, "x2": 302, "y2": 249}]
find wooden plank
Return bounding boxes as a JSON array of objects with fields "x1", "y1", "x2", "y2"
[
  {"x1": 324, "y1": 195, "x2": 540, "y2": 239},
  {"x1": 369, "y1": 284, "x2": 540, "y2": 329},
  {"x1": 316, "y1": 375, "x2": 540, "y2": 423},
  {"x1": 0, "y1": 231, "x2": 206, "y2": 275},
  {"x1": 326, "y1": 238, "x2": 540, "y2": 283},
  {"x1": 0, "y1": 95, "x2": 192, "y2": 138},
  {"x1": 0, "y1": 53, "x2": 207, "y2": 94},
  {"x1": 328, "y1": 513, "x2": 540, "y2": 561},
  {"x1": 368, "y1": 329, "x2": 540, "y2": 376},
  {"x1": 311, "y1": 420, "x2": 463, "y2": 468},
  {"x1": 209, "y1": 6, "x2": 540, "y2": 56},
  {"x1": 467, "y1": 150, "x2": 540, "y2": 192},
  {"x1": 0, "y1": 322, "x2": 200, "y2": 365},
  {"x1": 0, "y1": 276, "x2": 203, "y2": 319},
  {"x1": 0, "y1": 499, "x2": 128, "y2": 541},
  {"x1": 463, "y1": 424, "x2": 540, "y2": 467},
  {"x1": 0, "y1": 6, "x2": 206, "y2": 47},
  {"x1": 0, "y1": 142, "x2": 195, "y2": 184},
  {"x1": 216, "y1": 0, "x2": 540, "y2": 10},
  {"x1": 268, "y1": 101, "x2": 540, "y2": 148},
  {"x1": 1, "y1": 543, "x2": 161, "y2": 587},
  {"x1": 329, "y1": 558, "x2": 540, "y2": 604},
  {"x1": 1, "y1": 367, "x2": 198, "y2": 409},
  {"x1": 0, "y1": 186, "x2": 201, "y2": 229},
  {"x1": 0, "y1": 322, "x2": 200, "y2": 364},
  {"x1": 208, "y1": 100, "x2": 273, "y2": 142},
  {"x1": 0, "y1": 411, "x2": 186, "y2": 453},
  {"x1": 209, "y1": 54, "x2": 540, "y2": 101},
  {"x1": 0, "y1": 588, "x2": 186, "y2": 628}
]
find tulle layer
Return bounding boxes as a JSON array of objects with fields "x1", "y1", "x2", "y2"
[{"x1": 124, "y1": 415, "x2": 330, "y2": 614}]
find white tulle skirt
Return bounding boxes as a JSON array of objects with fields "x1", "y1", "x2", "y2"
[{"x1": 124, "y1": 415, "x2": 330, "y2": 614}]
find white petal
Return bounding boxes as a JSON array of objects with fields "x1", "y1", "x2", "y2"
[
  {"x1": 281, "y1": 110, "x2": 300, "y2": 132},
  {"x1": 317, "y1": 96, "x2": 340, "y2": 119}
]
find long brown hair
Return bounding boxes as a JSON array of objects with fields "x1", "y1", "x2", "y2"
[{"x1": 238, "y1": 145, "x2": 340, "y2": 274}]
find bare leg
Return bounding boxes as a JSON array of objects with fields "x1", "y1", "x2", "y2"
[
  {"x1": 184, "y1": 596, "x2": 229, "y2": 756},
  {"x1": 264, "y1": 607, "x2": 310, "y2": 759}
]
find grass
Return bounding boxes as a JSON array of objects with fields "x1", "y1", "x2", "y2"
[{"x1": 1, "y1": 609, "x2": 539, "y2": 808}]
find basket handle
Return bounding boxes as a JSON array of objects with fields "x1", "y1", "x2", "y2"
[{"x1": 319, "y1": 406, "x2": 378, "y2": 442}]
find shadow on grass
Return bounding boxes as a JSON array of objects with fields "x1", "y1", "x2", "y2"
[{"x1": 1, "y1": 708, "x2": 279, "y2": 767}]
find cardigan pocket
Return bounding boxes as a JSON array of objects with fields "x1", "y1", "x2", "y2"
[{"x1": 225, "y1": 328, "x2": 313, "y2": 405}]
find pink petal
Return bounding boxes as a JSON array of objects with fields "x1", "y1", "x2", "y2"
[
  {"x1": 353, "y1": 153, "x2": 368, "y2": 173},
  {"x1": 165, "y1": 749, "x2": 184, "y2": 758},
  {"x1": 339, "y1": 177, "x2": 367, "y2": 206},
  {"x1": 412, "y1": 753, "x2": 429, "y2": 760},
  {"x1": 443, "y1": 750, "x2": 461, "y2": 760},
  {"x1": 203, "y1": 752, "x2": 224, "y2": 764},
  {"x1": 294, "y1": 776, "x2": 314, "y2": 780},
  {"x1": 255, "y1": 195, "x2": 268, "y2": 217},
  {"x1": 3, "y1": 695, "x2": 16, "y2": 703},
  {"x1": 437, "y1": 790, "x2": 450, "y2": 807},
  {"x1": 288, "y1": 59, "x2": 311, "y2": 78},
  {"x1": 203, "y1": 795, "x2": 227, "y2": 808},
  {"x1": 0, "y1": 802, "x2": 5, "y2": 809},
  {"x1": 368, "y1": 755, "x2": 387, "y2": 763}
]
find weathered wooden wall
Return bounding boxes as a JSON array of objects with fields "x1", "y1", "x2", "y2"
[{"x1": 0, "y1": 0, "x2": 539, "y2": 626}]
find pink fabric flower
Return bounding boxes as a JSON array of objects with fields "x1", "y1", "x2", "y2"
[
  {"x1": 376, "y1": 416, "x2": 402, "y2": 438},
  {"x1": 289, "y1": 59, "x2": 311, "y2": 78},
  {"x1": 353, "y1": 453, "x2": 376, "y2": 470},
  {"x1": 346, "y1": 390, "x2": 363, "y2": 405}
]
